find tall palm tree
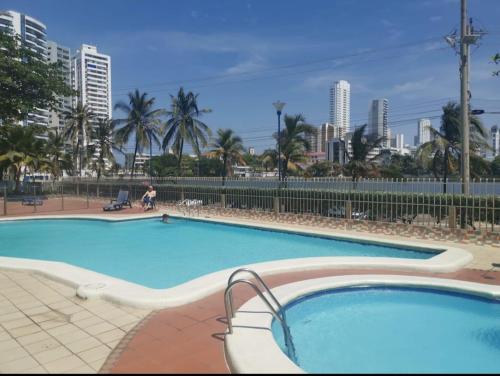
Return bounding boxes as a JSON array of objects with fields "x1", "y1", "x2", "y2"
[
  {"x1": 114, "y1": 90, "x2": 163, "y2": 179},
  {"x1": 344, "y1": 124, "x2": 385, "y2": 181},
  {"x1": 417, "y1": 102, "x2": 488, "y2": 193},
  {"x1": 63, "y1": 104, "x2": 95, "y2": 176},
  {"x1": 207, "y1": 129, "x2": 245, "y2": 184},
  {"x1": 273, "y1": 114, "x2": 316, "y2": 180},
  {"x1": 87, "y1": 119, "x2": 122, "y2": 180},
  {"x1": 162, "y1": 87, "x2": 212, "y2": 175},
  {"x1": 44, "y1": 130, "x2": 68, "y2": 180}
]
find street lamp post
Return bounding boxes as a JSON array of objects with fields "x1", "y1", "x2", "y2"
[{"x1": 272, "y1": 101, "x2": 286, "y2": 182}]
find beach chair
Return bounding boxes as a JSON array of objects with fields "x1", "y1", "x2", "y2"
[
  {"x1": 103, "y1": 190, "x2": 131, "y2": 211},
  {"x1": 145, "y1": 196, "x2": 157, "y2": 211},
  {"x1": 21, "y1": 197, "x2": 43, "y2": 206}
]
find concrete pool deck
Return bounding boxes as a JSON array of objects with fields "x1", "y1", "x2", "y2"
[{"x1": 1, "y1": 204, "x2": 499, "y2": 373}]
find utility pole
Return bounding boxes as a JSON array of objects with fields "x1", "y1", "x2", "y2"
[
  {"x1": 460, "y1": 0, "x2": 470, "y2": 195},
  {"x1": 446, "y1": 0, "x2": 485, "y2": 195}
]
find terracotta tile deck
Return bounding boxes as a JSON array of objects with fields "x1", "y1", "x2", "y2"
[{"x1": 103, "y1": 267, "x2": 500, "y2": 374}]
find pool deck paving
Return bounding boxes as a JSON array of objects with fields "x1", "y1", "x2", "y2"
[{"x1": 1, "y1": 203, "x2": 500, "y2": 373}]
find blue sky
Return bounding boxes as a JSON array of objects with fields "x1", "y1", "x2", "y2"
[{"x1": 3, "y1": 0, "x2": 500, "y2": 156}]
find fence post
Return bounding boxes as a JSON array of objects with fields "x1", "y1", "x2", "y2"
[
  {"x1": 346, "y1": 200, "x2": 352, "y2": 220},
  {"x1": 273, "y1": 196, "x2": 280, "y2": 215},
  {"x1": 3, "y1": 186, "x2": 7, "y2": 216},
  {"x1": 33, "y1": 185, "x2": 37, "y2": 213},
  {"x1": 61, "y1": 183, "x2": 64, "y2": 211},
  {"x1": 221, "y1": 193, "x2": 226, "y2": 208},
  {"x1": 448, "y1": 205, "x2": 456, "y2": 230},
  {"x1": 76, "y1": 181, "x2": 80, "y2": 196},
  {"x1": 86, "y1": 182, "x2": 89, "y2": 209}
]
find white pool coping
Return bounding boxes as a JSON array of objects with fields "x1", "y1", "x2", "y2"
[
  {"x1": 0, "y1": 214, "x2": 473, "y2": 309},
  {"x1": 224, "y1": 274, "x2": 500, "y2": 374}
]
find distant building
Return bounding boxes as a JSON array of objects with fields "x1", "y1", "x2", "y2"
[
  {"x1": 305, "y1": 152, "x2": 326, "y2": 165},
  {"x1": 248, "y1": 147, "x2": 255, "y2": 156},
  {"x1": 0, "y1": 10, "x2": 49, "y2": 127},
  {"x1": 326, "y1": 139, "x2": 346, "y2": 165},
  {"x1": 367, "y1": 99, "x2": 389, "y2": 148},
  {"x1": 47, "y1": 41, "x2": 72, "y2": 132},
  {"x1": 491, "y1": 125, "x2": 500, "y2": 157},
  {"x1": 329, "y1": 80, "x2": 350, "y2": 137},
  {"x1": 125, "y1": 153, "x2": 150, "y2": 173},
  {"x1": 418, "y1": 118, "x2": 432, "y2": 146}
]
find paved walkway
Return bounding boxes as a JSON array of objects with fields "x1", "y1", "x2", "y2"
[{"x1": 0, "y1": 270, "x2": 150, "y2": 373}]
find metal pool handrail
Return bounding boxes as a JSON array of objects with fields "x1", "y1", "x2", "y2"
[
  {"x1": 226, "y1": 268, "x2": 285, "y2": 320},
  {"x1": 224, "y1": 272, "x2": 297, "y2": 362}
]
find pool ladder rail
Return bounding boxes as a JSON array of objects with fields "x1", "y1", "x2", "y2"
[{"x1": 224, "y1": 268, "x2": 297, "y2": 363}]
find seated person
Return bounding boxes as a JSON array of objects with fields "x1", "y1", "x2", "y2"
[{"x1": 141, "y1": 186, "x2": 157, "y2": 211}]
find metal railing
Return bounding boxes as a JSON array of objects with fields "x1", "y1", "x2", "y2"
[
  {"x1": 224, "y1": 269, "x2": 297, "y2": 362},
  {"x1": 2, "y1": 177, "x2": 499, "y2": 234}
]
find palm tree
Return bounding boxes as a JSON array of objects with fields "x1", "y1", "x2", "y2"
[
  {"x1": 417, "y1": 102, "x2": 488, "y2": 193},
  {"x1": 162, "y1": 87, "x2": 212, "y2": 175},
  {"x1": 344, "y1": 124, "x2": 385, "y2": 181},
  {"x1": 44, "y1": 130, "x2": 69, "y2": 180},
  {"x1": 63, "y1": 104, "x2": 95, "y2": 176},
  {"x1": 207, "y1": 129, "x2": 245, "y2": 184},
  {"x1": 0, "y1": 124, "x2": 46, "y2": 192},
  {"x1": 87, "y1": 119, "x2": 122, "y2": 180},
  {"x1": 114, "y1": 90, "x2": 163, "y2": 179},
  {"x1": 274, "y1": 114, "x2": 316, "y2": 180},
  {"x1": 261, "y1": 149, "x2": 278, "y2": 172}
]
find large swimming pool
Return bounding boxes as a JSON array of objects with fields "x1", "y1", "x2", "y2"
[
  {"x1": 272, "y1": 287, "x2": 500, "y2": 373},
  {"x1": 0, "y1": 218, "x2": 434, "y2": 289}
]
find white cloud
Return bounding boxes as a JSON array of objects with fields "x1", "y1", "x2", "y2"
[
  {"x1": 391, "y1": 77, "x2": 435, "y2": 94},
  {"x1": 429, "y1": 15, "x2": 443, "y2": 22},
  {"x1": 225, "y1": 56, "x2": 267, "y2": 75}
]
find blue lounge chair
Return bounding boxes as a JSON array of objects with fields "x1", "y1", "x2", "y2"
[
  {"x1": 103, "y1": 190, "x2": 131, "y2": 211},
  {"x1": 21, "y1": 197, "x2": 43, "y2": 206}
]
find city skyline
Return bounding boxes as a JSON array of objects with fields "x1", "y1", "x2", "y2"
[{"x1": 1, "y1": 0, "x2": 500, "y2": 156}]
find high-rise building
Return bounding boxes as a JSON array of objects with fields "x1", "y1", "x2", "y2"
[
  {"x1": 491, "y1": 125, "x2": 500, "y2": 157},
  {"x1": 0, "y1": 10, "x2": 49, "y2": 127},
  {"x1": 72, "y1": 44, "x2": 112, "y2": 120},
  {"x1": 318, "y1": 122, "x2": 342, "y2": 152},
  {"x1": 47, "y1": 41, "x2": 72, "y2": 132},
  {"x1": 326, "y1": 139, "x2": 346, "y2": 165},
  {"x1": 418, "y1": 118, "x2": 432, "y2": 146},
  {"x1": 367, "y1": 98, "x2": 389, "y2": 148},
  {"x1": 329, "y1": 80, "x2": 350, "y2": 137}
]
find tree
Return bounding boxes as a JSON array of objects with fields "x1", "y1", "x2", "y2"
[
  {"x1": 44, "y1": 130, "x2": 71, "y2": 180},
  {"x1": 114, "y1": 90, "x2": 163, "y2": 179},
  {"x1": 261, "y1": 149, "x2": 278, "y2": 172},
  {"x1": 491, "y1": 155, "x2": 500, "y2": 177},
  {"x1": 63, "y1": 104, "x2": 95, "y2": 176},
  {"x1": 274, "y1": 114, "x2": 316, "y2": 180},
  {"x1": 344, "y1": 124, "x2": 385, "y2": 181},
  {"x1": 492, "y1": 53, "x2": 500, "y2": 76},
  {"x1": 0, "y1": 124, "x2": 47, "y2": 192},
  {"x1": 87, "y1": 119, "x2": 121, "y2": 180},
  {"x1": 0, "y1": 31, "x2": 73, "y2": 123},
  {"x1": 162, "y1": 87, "x2": 212, "y2": 174},
  {"x1": 417, "y1": 102, "x2": 488, "y2": 192},
  {"x1": 207, "y1": 129, "x2": 245, "y2": 184},
  {"x1": 304, "y1": 161, "x2": 342, "y2": 177},
  {"x1": 144, "y1": 154, "x2": 178, "y2": 177}
]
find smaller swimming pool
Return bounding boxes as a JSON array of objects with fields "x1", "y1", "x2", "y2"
[{"x1": 272, "y1": 286, "x2": 500, "y2": 374}]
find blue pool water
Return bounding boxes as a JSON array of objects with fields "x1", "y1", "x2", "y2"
[
  {"x1": 0, "y1": 218, "x2": 433, "y2": 289},
  {"x1": 272, "y1": 287, "x2": 500, "y2": 374}
]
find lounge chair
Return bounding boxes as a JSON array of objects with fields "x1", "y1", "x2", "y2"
[
  {"x1": 103, "y1": 190, "x2": 131, "y2": 211},
  {"x1": 21, "y1": 197, "x2": 43, "y2": 206},
  {"x1": 144, "y1": 196, "x2": 157, "y2": 211}
]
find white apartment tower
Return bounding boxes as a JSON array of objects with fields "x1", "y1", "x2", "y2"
[
  {"x1": 0, "y1": 10, "x2": 49, "y2": 127},
  {"x1": 329, "y1": 80, "x2": 350, "y2": 137},
  {"x1": 418, "y1": 118, "x2": 432, "y2": 146},
  {"x1": 47, "y1": 41, "x2": 72, "y2": 131},
  {"x1": 72, "y1": 44, "x2": 112, "y2": 120},
  {"x1": 367, "y1": 98, "x2": 389, "y2": 148}
]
